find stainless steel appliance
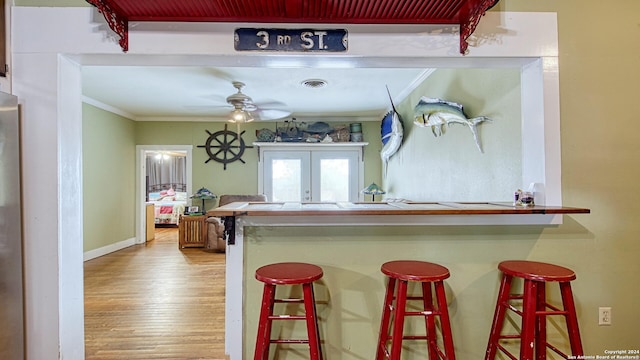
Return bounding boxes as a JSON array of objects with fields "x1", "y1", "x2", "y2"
[{"x1": 0, "y1": 91, "x2": 24, "y2": 359}]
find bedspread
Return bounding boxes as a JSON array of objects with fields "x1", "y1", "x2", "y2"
[
  {"x1": 148, "y1": 190, "x2": 188, "y2": 225},
  {"x1": 151, "y1": 201, "x2": 186, "y2": 224}
]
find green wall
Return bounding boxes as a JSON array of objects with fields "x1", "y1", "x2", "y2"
[
  {"x1": 511, "y1": 0, "x2": 640, "y2": 353},
  {"x1": 388, "y1": 68, "x2": 522, "y2": 201},
  {"x1": 82, "y1": 103, "x2": 136, "y2": 252},
  {"x1": 135, "y1": 121, "x2": 382, "y2": 211}
]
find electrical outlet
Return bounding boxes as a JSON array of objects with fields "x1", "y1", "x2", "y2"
[{"x1": 599, "y1": 307, "x2": 612, "y2": 325}]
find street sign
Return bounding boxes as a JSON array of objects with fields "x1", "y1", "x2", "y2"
[{"x1": 234, "y1": 28, "x2": 348, "y2": 52}]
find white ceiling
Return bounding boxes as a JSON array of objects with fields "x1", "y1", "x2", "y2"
[{"x1": 81, "y1": 65, "x2": 434, "y2": 122}]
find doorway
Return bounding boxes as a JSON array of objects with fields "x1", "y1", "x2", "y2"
[
  {"x1": 136, "y1": 145, "x2": 193, "y2": 244},
  {"x1": 259, "y1": 145, "x2": 364, "y2": 202}
]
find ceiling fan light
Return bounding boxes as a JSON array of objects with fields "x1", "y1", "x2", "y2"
[{"x1": 229, "y1": 108, "x2": 254, "y2": 123}]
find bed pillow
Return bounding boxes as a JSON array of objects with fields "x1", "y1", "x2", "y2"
[
  {"x1": 175, "y1": 192, "x2": 188, "y2": 201},
  {"x1": 148, "y1": 192, "x2": 161, "y2": 201}
]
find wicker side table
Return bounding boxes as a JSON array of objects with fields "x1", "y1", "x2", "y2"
[{"x1": 178, "y1": 215, "x2": 207, "y2": 248}]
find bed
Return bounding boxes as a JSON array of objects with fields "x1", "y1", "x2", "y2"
[{"x1": 148, "y1": 189, "x2": 188, "y2": 225}]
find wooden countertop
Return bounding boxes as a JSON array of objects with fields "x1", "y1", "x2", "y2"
[{"x1": 207, "y1": 201, "x2": 590, "y2": 217}]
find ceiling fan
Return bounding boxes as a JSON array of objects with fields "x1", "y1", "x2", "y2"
[{"x1": 224, "y1": 81, "x2": 291, "y2": 122}]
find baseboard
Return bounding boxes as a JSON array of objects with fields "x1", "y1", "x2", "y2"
[{"x1": 84, "y1": 237, "x2": 136, "y2": 261}]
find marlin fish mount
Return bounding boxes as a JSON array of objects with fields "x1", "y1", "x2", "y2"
[
  {"x1": 380, "y1": 86, "x2": 404, "y2": 177},
  {"x1": 413, "y1": 97, "x2": 492, "y2": 153}
]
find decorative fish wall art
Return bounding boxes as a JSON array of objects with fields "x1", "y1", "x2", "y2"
[
  {"x1": 380, "y1": 86, "x2": 404, "y2": 176},
  {"x1": 413, "y1": 97, "x2": 492, "y2": 153}
]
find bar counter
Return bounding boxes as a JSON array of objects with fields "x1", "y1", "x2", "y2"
[
  {"x1": 207, "y1": 201, "x2": 590, "y2": 359},
  {"x1": 208, "y1": 201, "x2": 590, "y2": 217}
]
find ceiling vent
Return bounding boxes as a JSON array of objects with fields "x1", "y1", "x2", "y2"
[{"x1": 301, "y1": 79, "x2": 328, "y2": 89}]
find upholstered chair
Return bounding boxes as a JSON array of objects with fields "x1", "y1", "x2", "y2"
[{"x1": 205, "y1": 194, "x2": 267, "y2": 252}]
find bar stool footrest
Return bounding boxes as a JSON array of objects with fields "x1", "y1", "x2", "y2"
[
  {"x1": 271, "y1": 339, "x2": 311, "y2": 344},
  {"x1": 268, "y1": 315, "x2": 307, "y2": 320},
  {"x1": 402, "y1": 335, "x2": 429, "y2": 340},
  {"x1": 275, "y1": 298, "x2": 304, "y2": 303}
]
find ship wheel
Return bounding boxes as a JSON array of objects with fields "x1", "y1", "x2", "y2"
[{"x1": 197, "y1": 124, "x2": 253, "y2": 170}]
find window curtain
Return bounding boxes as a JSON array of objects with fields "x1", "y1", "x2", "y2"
[
  {"x1": 146, "y1": 155, "x2": 186, "y2": 192},
  {"x1": 169, "y1": 156, "x2": 187, "y2": 191}
]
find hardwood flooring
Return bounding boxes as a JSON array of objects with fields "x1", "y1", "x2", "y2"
[{"x1": 84, "y1": 227, "x2": 227, "y2": 359}]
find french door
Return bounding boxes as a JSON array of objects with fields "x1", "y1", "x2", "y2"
[
  {"x1": 258, "y1": 144, "x2": 365, "y2": 202},
  {"x1": 263, "y1": 150, "x2": 311, "y2": 202}
]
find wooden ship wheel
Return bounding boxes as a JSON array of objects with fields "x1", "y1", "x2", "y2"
[{"x1": 197, "y1": 124, "x2": 253, "y2": 170}]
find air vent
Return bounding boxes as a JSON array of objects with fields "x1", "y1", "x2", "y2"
[{"x1": 301, "y1": 79, "x2": 328, "y2": 88}]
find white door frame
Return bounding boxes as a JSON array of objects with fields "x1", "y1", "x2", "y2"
[{"x1": 136, "y1": 145, "x2": 193, "y2": 244}]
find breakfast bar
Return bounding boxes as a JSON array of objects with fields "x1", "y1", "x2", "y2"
[{"x1": 207, "y1": 201, "x2": 590, "y2": 359}]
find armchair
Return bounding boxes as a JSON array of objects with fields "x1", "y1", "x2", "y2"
[{"x1": 205, "y1": 194, "x2": 267, "y2": 252}]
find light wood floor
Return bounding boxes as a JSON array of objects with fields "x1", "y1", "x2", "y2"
[{"x1": 84, "y1": 227, "x2": 227, "y2": 359}]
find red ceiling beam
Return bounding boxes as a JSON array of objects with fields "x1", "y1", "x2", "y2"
[{"x1": 86, "y1": 0, "x2": 500, "y2": 54}]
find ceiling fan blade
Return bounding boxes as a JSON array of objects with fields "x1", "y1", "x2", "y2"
[
  {"x1": 254, "y1": 100, "x2": 287, "y2": 108},
  {"x1": 205, "y1": 68, "x2": 236, "y2": 82},
  {"x1": 198, "y1": 94, "x2": 228, "y2": 103},
  {"x1": 184, "y1": 104, "x2": 232, "y2": 111},
  {"x1": 254, "y1": 109, "x2": 292, "y2": 120}
]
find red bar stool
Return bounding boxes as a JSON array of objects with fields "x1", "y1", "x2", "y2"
[
  {"x1": 253, "y1": 262, "x2": 324, "y2": 360},
  {"x1": 485, "y1": 260, "x2": 584, "y2": 360},
  {"x1": 376, "y1": 260, "x2": 456, "y2": 360}
]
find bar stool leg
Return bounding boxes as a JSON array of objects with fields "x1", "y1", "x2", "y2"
[
  {"x1": 254, "y1": 284, "x2": 277, "y2": 360},
  {"x1": 535, "y1": 283, "x2": 547, "y2": 360},
  {"x1": 421, "y1": 282, "x2": 438, "y2": 359},
  {"x1": 376, "y1": 277, "x2": 397, "y2": 359},
  {"x1": 434, "y1": 280, "x2": 456, "y2": 360},
  {"x1": 560, "y1": 282, "x2": 584, "y2": 356},
  {"x1": 390, "y1": 280, "x2": 409, "y2": 360},
  {"x1": 485, "y1": 274, "x2": 513, "y2": 360},
  {"x1": 520, "y1": 280, "x2": 538, "y2": 360},
  {"x1": 302, "y1": 282, "x2": 323, "y2": 360}
]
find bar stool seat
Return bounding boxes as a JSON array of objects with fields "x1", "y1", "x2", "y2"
[
  {"x1": 254, "y1": 262, "x2": 324, "y2": 360},
  {"x1": 485, "y1": 260, "x2": 584, "y2": 360},
  {"x1": 376, "y1": 260, "x2": 456, "y2": 360}
]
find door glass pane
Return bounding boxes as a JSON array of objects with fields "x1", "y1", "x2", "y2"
[
  {"x1": 319, "y1": 159, "x2": 349, "y2": 202},
  {"x1": 271, "y1": 159, "x2": 301, "y2": 202}
]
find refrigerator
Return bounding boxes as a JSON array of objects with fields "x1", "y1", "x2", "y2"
[{"x1": 0, "y1": 91, "x2": 24, "y2": 358}]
